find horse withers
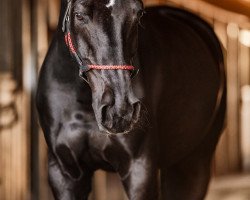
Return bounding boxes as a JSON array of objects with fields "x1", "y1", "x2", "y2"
[{"x1": 36, "y1": 0, "x2": 226, "y2": 199}]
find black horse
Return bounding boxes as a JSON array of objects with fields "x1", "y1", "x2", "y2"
[{"x1": 36, "y1": 0, "x2": 226, "y2": 199}]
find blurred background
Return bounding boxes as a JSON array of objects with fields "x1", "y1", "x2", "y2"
[{"x1": 1, "y1": 0, "x2": 250, "y2": 199}]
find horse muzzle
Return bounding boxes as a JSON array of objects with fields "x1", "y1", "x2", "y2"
[{"x1": 97, "y1": 99, "x2": 141, "y2": 134}]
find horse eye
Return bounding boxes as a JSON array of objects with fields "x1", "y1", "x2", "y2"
[{"x1": 75, "y1": 13, "x2": 86, "y2": 22}]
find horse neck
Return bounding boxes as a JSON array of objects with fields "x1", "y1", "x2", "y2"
[
  {"x1": 45, "y1": 2, "x2": 80, "y2": 83},
  {"x1": 50, "y1": 30, "x2": 78, "y2": 83}
]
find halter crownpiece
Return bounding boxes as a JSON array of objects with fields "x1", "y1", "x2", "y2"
[{"x1": 62, "y1": 0, "x2": 136, "y2": 80}]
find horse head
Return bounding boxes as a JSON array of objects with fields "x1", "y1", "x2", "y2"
[{"x1": 62, "y1": 0, "x2": 144, "y2": 134}]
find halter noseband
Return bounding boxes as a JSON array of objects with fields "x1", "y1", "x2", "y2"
[{"x1": 62, "y1": 0, "x2": 136, "y2": 80}]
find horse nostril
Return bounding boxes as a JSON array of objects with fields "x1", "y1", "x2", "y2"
[
  {"x1": 101, "y1": 105, "x2": 109, "y2": 124},
  {"x1": 132, "y1": 101, "x2": 141, "y2": 123},
  {"x1": 100, "y1": 89, "x2": 114, "y2": 129}
]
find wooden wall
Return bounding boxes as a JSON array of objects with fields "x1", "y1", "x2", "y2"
[
  {"x1": 0, "y1": 75, "x2": 29, "y2": 200},
  {"x1": 0, "y1": 0, "x2": 29, "y2": 199}
]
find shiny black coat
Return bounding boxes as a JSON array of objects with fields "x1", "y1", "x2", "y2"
[{"x1": 36, "y1": 5, "x2": 226, "y2": 200}]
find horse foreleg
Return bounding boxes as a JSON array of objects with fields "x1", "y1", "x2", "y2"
[
  {"x1": 119, "y1": 157, "x2": 159, "y2": 200},
  {"x1": 48, "y1": 153, "x2": 93, "y2": 200}
]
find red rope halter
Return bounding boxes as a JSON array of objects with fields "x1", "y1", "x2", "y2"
[{"x1": 88, "y1": 65, "x2": 135, "y2": 70}]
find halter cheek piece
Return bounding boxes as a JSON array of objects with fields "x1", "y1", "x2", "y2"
[{"x1": 62, "y1": 0, "x2": 138, "y2": 81}]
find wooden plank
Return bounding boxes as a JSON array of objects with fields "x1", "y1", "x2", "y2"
[
  {"x1": 239, "y1": 35, "x2": 250, "y2": 172},
  {"x1": 144, "y1": 0, "x2": 164, "y2": 6},
  {"x1": 15, "y1": 94, "x2": 22, "y2": 200},
  {"x1": 168, "y1": 0, "x2": 250, "y2": 26},
  {"x1": 241, "y1": 85, "x2": 250, "y2": 171},
  {"x1": 239, "y1": 39, "x2": 250, "y2": 87},
  {"x1": 0, "y1": 75, "x2": 17, "y2": 200},
  {"x1": 213, "y1": 21, "x2": 230, "y2": 175},
  {"x1": 48, "y1": 0, "x2": 60, "y2": 30},
  {"x1": 214, "y1": 21, "x2": 228, "y2": 49},
  {"x1": 214, "y1": 129, "x2": 230, "y2": 175},
  {"x1": 20, "y1": 92, "x2": 29, "y2": 200},
  {"x1": 226, "y1": 23, "x2": 241, "y2": 172},
  {"x1": 37, "y1": 0, "x2": 49, "y2": 69},
  {"x1": 21, "y1": 0, "x2": 31, "y2": 198}
]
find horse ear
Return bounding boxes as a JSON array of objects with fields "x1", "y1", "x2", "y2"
[
  {"x1": 60, "y1": 0, "x2": 72, "y2": 9},
  {"x1": 62, "y1": 0, "x2": 71, "y2": 3},
  {"x1": 61, "y1": 0, "x2": 68, "y2": 5},
  {"x1": 55, "y1": 144, "x2": 83, "y2": 180}
]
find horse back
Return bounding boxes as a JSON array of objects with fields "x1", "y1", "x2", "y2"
[{"x1": 138, "y1": 6, "x2": 226, "y2": 166}]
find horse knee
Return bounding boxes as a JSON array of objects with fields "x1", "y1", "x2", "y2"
[{"x1": 55, "y1": 144, "x2": 82, "y2": 180}]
